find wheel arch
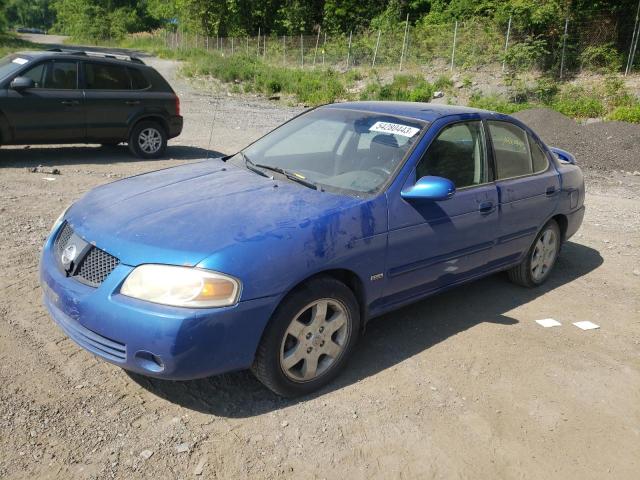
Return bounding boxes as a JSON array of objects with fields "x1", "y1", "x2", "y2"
[
  {"x1": 128, "y1": 115, "x2": 169, "y2": 138},
  {"x1": 551, "y1": 213, "x2": 568, "y2": 242}
]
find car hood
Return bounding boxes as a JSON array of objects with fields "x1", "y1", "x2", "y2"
[{"x1": 66, "y1": 159, "x2": 378, "y2": 267}]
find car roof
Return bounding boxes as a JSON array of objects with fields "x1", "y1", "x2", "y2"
[
  {"x1": 324, "y1": 101, "x2": 489, "y2": 123},
  {"x1": 13, "y1": 49, "x2": 146, "y2": 67}
]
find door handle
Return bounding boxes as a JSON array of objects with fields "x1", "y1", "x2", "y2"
[
  {"x1": 125, "y1": 100, "x2": 141, "y2": 105},
  {"x1": 546, "y1": 186, "x2": 557, "y2": 196},
  {"x1": 479, "y1": 201, "x2": 495, "y2": 214},
  {"x1": 61, "y1": 100, "x2": 79, "y2": 106}
]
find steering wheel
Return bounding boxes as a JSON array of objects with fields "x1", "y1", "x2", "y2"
[{"x1": 369, "y1": 166, "x2": 391, "y2": 177}]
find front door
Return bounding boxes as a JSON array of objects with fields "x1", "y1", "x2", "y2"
[
  {"x1": 4, "y1": 60, "x2": 85, "y2": 143},
  {"x1": 384, "y1": 119, "x2": 499, "y2": 306}
]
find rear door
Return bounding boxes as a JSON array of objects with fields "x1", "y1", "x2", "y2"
[
  {"x1": 83, "y1": 61, "x2": 142, "y2": 142},
  {"x1": 488, "y1": 120, "x2": 560, "y2": 265},
  {"x1": 4, "y1": 60, "x2": 85, "y2": 143}
]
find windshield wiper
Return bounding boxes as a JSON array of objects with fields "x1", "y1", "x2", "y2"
[
  {"x1": 244, "y1": 156, "x2": 321, "y2": 191},
  {"x1": 242, "y1": 152, "x2": 272, "y2": 179}
]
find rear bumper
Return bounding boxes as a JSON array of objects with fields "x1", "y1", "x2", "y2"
[
  {"x1": 39, "y1": 227, "x2": 278, "y2": 380},
  {"x1": 565, "y1": 205, "x2": 585, "y2": 241},
  {"x1": 168, "y1": 115, "x2": 183, "y2": 139}
]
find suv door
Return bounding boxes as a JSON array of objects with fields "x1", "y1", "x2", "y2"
[
  {"x1": 4, "y1": 60, "x2": 84, "y2": 143},
  {"x1": 384, "y1": 119, "x2": 499, "y2": 304},
  {"x1": 487, "y1": 120, "x2": 560, "y2": 265},
  {"x1": 82, "y1": 61, "x2": 142, "y2": 142}
]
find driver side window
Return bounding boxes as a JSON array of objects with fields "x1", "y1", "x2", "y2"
[
  {"x1": 21, "y1": 62, "x2": 47, "y2": 88},
  {"x1": 416, "y1": 121, "x2": 487, "y2": 189}
]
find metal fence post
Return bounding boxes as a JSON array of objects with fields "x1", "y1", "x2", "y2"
[
  {"x1": 346, "y1": 31, "x2": 353, "y2": 68},
  {"x1": 560, "y1": 17, "x2": 569, "y2": 79},
  {"x1": 450, "y1": 21, "x2": 458, "y2": 72},
  {"x1": 246, "y1": 36, "x2": 249, "y2": 55},
  {"x1": 301, "y1": 33, "x2": 304, "y2": 68},
  {"x1": 625, "y1": 0, "x2": 640, "y2": 75},
  {"x1": 283, "y1": 36, "x2": 286, "y2": 66},
  {"x1": 372, "y1": 30, "x2": 381, "y2": 69},
  {"x1": 313, "y1": 28, "x2": 321, "y2": 66},
  {"x1": 231, "y1": 37, "x2": 234, "y2": 55},
  {"x1": 323, "y1": 32, "x2": 327, "y2": 66},
  {"x1": 399, "y1": 14, "x2": 409, "y2": 71},
  {"x1": 502, "y1": 15, "x2": 512, "y2": 72},
  {"x1": 257, "y1": 28, "x2": 261, "y2": 58}
]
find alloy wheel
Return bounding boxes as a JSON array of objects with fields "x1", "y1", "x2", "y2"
[
  {"x1": 138, "y1": 127, "x2": 162, "y2": 154},
  {"x1": 279, "y1": 298, "x2": 351, "y2": 382},
  {"x1": 531, "y1": 228, "x2": 558, "y2": 281}
]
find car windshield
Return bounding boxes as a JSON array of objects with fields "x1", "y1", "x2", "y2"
[
  {"x1": 234, "y1": 108, "x2": 426, "y2": 194},
  {"x1": 0, "y1": 55, "x2": 30, "y2": 80}
]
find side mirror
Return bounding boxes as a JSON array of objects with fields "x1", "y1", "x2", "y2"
[
  {"x1": 401, "y1": 175, "x2": 456, "y2": 201},
  {"x1": 10, "y1": 76, "x2": 35, "y2": 91}
]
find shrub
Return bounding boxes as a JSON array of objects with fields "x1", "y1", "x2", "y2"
[
  {"x1": 580, "y1": 44, "x2": 623, "y2": 73},
  {"x1": 361, "y1": 75, "x2": 435, "y2": 103},
  {"x1": 468, "y1": 93, "x2": 531, "y2": 113},
  {"x1": 607, "y1": 104, "x2": 640, "y2": 123},
  {"x1": 552, "y1": 85, "x2": 605, "y2": 117},
  {"x1": 504, "y1": 37, "x2": 548, "y2": 71}
]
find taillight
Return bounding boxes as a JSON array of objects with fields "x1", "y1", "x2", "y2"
[{"x1": 174, "y1": 95, "x2": 180, "y2": 116}]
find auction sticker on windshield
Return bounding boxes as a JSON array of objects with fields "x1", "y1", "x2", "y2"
[
  {"x1": 369, "y1": 121, "x2": 420, "y2": 138},
  {"x1": 12, "y1": 57, "x2": 29, "y2": 65}
]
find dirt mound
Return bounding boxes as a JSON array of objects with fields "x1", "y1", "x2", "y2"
[{"x1": 513, "y1": 108, "x2": 640, "y2": 172}]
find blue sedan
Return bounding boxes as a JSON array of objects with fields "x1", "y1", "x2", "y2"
[{"x1": 40, "y1": 102, "x2": 585, "y2": 396}]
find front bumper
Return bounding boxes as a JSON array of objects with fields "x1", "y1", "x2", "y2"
[{"x1": 39, "y1": 228, "x2": 278, "y2": 380}]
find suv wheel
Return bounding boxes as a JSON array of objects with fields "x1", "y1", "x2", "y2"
[
  {"x1": 508, "y1": 219, "x2": 561, "y2": 287},
  {"x1": 128, "y1": 121, "x2": 167, "y2": 159},
  {"x1": 252, "y1": 277, "x2": 360, "y2": 397}
]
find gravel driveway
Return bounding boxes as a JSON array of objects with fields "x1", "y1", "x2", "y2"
[{"x1": 1, "y1": 54, "x2": 639, "y2": 480}]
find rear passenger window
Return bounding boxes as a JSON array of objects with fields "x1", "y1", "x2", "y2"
[
  {"x1": 128, "y1": 68, "x2": 150, "y2": 90},
  {"x1": 488, "y1": 121, "x2": 532, "y2": 179},
  {"x1": 45, "y1": 61, "x2": 77, "y2": 89},
  {"x1": 85, "y1": 63, "x2": 130, "y2": 90},
  {"x1": 529, "y1": 135, "x2": 549, "y2": 173}
]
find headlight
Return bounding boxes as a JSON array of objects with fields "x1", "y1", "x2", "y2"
[
  {"x1": 51, "y1": 204, "x2": 71, "y2": 234},
  {"x1": 121, "y1": 264, "x2": 241, "y2": 308}
]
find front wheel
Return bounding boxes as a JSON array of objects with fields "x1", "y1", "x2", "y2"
[
  {"x1": 508, "y1": 219, "x2": 561, "y2": 287},
  {"x1": 252, "y1": 277, "x2": 360, "y2": 397},
  {"x1": 128, "y1": 121, "x2": 167, "y2": 159}
]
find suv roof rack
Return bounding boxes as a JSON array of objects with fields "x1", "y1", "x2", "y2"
[{"x1": 46, "y1": 48, "x2": 145, "y2": 65}]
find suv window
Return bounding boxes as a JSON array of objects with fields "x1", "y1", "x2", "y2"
[
  {"x1": 85, "y1": 62, "x2": 130, "y2": 90},
  {"x1": 21, "y1": 62, "x2": 46, "y2": 88},
  {"x1": 529, "y1": 134, "x2": 549, "y2": 173},
  {"x1": 417, "y1": 121, "x2": 487, "y2": 188},
  {"x1": 488, "y1": 121, "x2": 534, "y2": 179},
  {"x1": 128, "y1": 68, "x2": 150, "y2": 90},
  {"x1": 45, "y1": 61, "x2": 78, "y2": 89}
]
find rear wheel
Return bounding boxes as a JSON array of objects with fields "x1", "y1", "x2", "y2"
[
  {"x1": 128, "y1": 121, "x2": 167, "y2": 159},
  {"x1": 252, "y1": 277, "x2": 360, "y2": 397},
  {"x1": 508, "y1": 220, "x2": 561, "y2": 287}
]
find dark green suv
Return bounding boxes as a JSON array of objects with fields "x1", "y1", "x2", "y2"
[{"x1": 0, "y1": 49, "x2": 183, "y2": 158}]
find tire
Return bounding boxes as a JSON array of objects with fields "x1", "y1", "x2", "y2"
[
  {"x1": 252, "y1": 276, "x2": 361, "y2": 397},
  {"x1": 508, "y1": 219, "x2": 561, "y2": 288},
  {"x1": 128, "y1": 121, "x2": 167, "y2": 159}
]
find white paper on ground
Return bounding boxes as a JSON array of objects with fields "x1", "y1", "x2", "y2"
[
  {"x1": 536, "y1": 318, "x2": 562, "y2": 328},
  {"x1": 42, "y1": 177, "x2": 56, "y2": 181},
  {"x1": 573, "y1": 321, "x2": 600, "y2": 330}
]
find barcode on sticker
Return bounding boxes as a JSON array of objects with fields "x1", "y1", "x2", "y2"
[{"x1": 369, "y1": 121, "x2": 420, "y2": 138}]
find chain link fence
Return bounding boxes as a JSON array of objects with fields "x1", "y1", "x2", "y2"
[{"x1": 157, "y1": 10, "x2": 640, "y2": 77}]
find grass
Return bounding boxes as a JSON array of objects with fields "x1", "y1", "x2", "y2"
[{"x1": 0, "y1": 33, "x2": 45, "y2": 57}]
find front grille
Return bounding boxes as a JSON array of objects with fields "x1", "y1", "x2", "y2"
[
  {"x1": 76, "y1": 247, "x2": 120, "y2": 287},
  {"x1": 55, "y1": 222, "x2": 73, "y2": 256},
  {"x1": 55, "y1": 222, "x2": 120, "y2": 287}
]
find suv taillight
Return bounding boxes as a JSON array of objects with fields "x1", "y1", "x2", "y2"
[{"x1": 174, "y1": 95, "x2": 180, "y2": 116}]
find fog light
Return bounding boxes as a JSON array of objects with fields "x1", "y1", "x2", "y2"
[{"x1": 134, "y1": 350, "x2": 165, "y2": 373}]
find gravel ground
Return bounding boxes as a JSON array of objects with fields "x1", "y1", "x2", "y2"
[
  {"x1": 1, "y1": 51, "x2": 639, "y2": 480},
  {"x1": 513, "y1": 108, "x2": 640, "y2": 172}
]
